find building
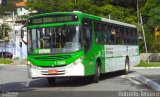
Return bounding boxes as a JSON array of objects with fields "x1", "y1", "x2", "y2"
[
  {"x1": 14, "y1": 0, "x2": 30, "y2": 59},
  {"x1": 0, "y1": 0, "x2": 31, "y2": 59},
  {"x1": 0, "y1": 12, "x2": 16, "y2": 59}
]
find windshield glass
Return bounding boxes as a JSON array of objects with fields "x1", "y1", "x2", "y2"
[{"x1": 27, "y1": 25, "x2": 82, "y2": 54}]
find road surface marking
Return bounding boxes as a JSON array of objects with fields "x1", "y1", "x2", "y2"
[{"x1": 121, "y1": 75, "x2": 141, "y2": 85}]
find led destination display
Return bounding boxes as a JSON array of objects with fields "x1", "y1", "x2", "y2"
[{"x1": 29, "y1": 15, "x2": 78, "y2": 25}]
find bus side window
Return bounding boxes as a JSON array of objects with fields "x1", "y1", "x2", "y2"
[
  {"x1": 82, "y1": 19, "x2": 92, "y2": 52},
  {"x1": 120, "y1": 27, "x2": 125, "y2": 45},
  {"x1": 101, "y1": 23, "x2": 109, "y2": 44},
  {"x1": 134, "y1": 29, "x2": 138, "y2": 45},
  {"x1": 110, "y1": 26, "x2": 116, "y2": 44},
  {"x1": 125, "y1": 28, "x2": 130, "y2": 45},
  {"x1": 131, "y1": 29, "x2": 137, "y2": 45},
  {"x1": 116, "y1": 27, "x2": 120, "y2": 44},
  {"x1": 94, "y1": 22, "x2": 101, "y2": 44},
  {"x1": 104, "y1": 27, "x2": 109, "y2": 44}
]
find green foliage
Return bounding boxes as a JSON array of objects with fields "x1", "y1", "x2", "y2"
[
  {"x1": 136, "y1": 61, "x2": 160, "y2": 67},
  {"x1": 27, "y1": 0, "x2": 137, "y2": 24},
  {"x1": 0, "y1": 58, "x2": 12, "y2": 64},
  {"x1": 139, "y1": 0, "x2": 160, "y2": 53},
  {"x1": 0, "y1": 0, "x2": 20, "y2": 14},
  {"x1": 0, "y1": 24, "x2": 11, "y2": 40}
]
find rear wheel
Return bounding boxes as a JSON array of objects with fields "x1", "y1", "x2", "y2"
[
  {"x1": 123, "y1": 58, "x2": 130, "y2": 74},
  {"x1": 47, "y1": 77, "x2": 56, "y2": 85}
]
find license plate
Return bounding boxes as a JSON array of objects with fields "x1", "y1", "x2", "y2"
[{"x1": 48, "y1": 70, "x2": 57, "y2": 74}]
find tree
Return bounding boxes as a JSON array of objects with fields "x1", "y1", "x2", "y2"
[
  {"x1": 27, "y1": 0, "x2": 72, "y2": 13},
  {"x1": 138, "y1": 0, "x2": 160, "y2": 52},
  {"x1": 0, "y1": 0, "x2": 22, "y2": 14},
  {"x1": 0, "y1": 24, "x2": 11, "y2": 41}
]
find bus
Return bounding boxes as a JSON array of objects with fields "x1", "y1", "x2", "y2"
[{"x1": 21, "y1": 11, "x2": 140, "y2": 84}]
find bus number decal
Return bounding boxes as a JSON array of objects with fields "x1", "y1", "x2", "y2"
[
  {"x1": 39, "y1": 49, "x2": 51, "y2": 54},
  {"x1": 106, "y1": 48, "x2": 113, "y2": 54}
]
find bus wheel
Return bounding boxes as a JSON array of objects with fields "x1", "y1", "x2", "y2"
[
  {"x1": 47, "y1": 77, "x2": 56, "y2": 85},
  {"x1": 123, "y1": 59, "x2": 130, "y2": 74},
  {"x1": 92, "y1": 62, "x2": 100, "y2": 83}
]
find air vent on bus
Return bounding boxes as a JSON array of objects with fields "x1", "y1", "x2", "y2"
[{"x1": 33, "y1": 55, "x2": 71, "y2": 61}]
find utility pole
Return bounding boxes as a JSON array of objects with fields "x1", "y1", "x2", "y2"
[
  {"x1": 140, "y1": 13, "x2": 149, "y2": 63},
  {"x1": 2, "y1": 14, "x2": 6, "y2": 59},
  {"x1": 2, "y1": 23, "x2": 5, "y2": 58},
  {"x1": 19, "y1": 41, "x2": 22, "y2": 64},
  {"x1": 12, "y1": 11, "x2": 16, "y2": 59},
  {"x1": 137, "y1": 0, "x2": 140, "y2": 25}
]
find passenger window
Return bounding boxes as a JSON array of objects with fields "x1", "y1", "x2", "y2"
[
  {"x1": 119, "y1": 27, "x2": 125, "y2": 45},
  {"x1": 102, "y1": 24, "x2": 109, "y2": 44},
  {"x1": 110, "y1": 26, "x2": 116, "y2": 44},
  {"x1": 82, "y1": 19, "x2": 92, "y2": 52},
  {"x1": 94, "y1": 22, "x2": 102, "y2": 44}
]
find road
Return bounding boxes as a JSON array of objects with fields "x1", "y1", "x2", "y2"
[{"x1": 0, "y1": 65, "x2": 155, "y2": 97}]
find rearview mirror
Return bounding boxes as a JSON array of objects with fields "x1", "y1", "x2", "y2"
[
  {"x1": 21, "y1": 25, "x2": 27, "y2": 45},
  {"x1": 21, "y1": 30, "x2": 24, "y2": 38}
]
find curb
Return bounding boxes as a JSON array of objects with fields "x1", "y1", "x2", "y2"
[
  {"x1": 131, "y1": 67, "x2": 160, "y2": 70},
  {"x1": 0, "y1": 64, "x2": 4, "y2": 66},
  {"x1": 134, "y1": 75, "x2": 160, "y2": 91},
  {"x1": 0, "y1": 64, "x2": 26, "y2": 66}
]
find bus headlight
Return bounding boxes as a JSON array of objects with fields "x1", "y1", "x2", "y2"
[
  {"x1": 66, "y1": 58, "x2": 82, "y2": 68},
  {"x1": 27, "y1": 61, "x2": 31, "y2": 65},
  {"x1": 27, "y1": 61, "x2": 41, "y2": 69},
  {"x1": 76, "y1": 58, "x2": 82, "y2": 63}
]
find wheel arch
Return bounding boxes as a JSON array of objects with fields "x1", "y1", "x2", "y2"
[
  {"x1": 96, "y1": 57, "x2": 102, "y2": 72},
  {"x1": 126, "y1": 55, "x2": 129, "y2": 62}
]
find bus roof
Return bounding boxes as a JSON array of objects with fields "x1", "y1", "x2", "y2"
[
  {"x1": 79, "y1": 12, "x2": 137, "y2": 28},
  {"x1": 28, "y1": 12, "x2": 80, "y2": 19},
  {"x1": 102, "y1": 18, "x2": 136, "y2": 28}
]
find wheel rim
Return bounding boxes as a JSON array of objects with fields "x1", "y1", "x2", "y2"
[
  {"x1": 125, "y1": 62, "x2": 129, "y2": 72},
  {"x1": 97, "y1": 65, "x2": 100, "y2": 77}
]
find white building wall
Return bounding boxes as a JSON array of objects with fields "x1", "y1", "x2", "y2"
[
  {"x1": 0, "y1": 17, "x2": 27, "y2": 59},
  {"x1": 15, "y1": 26, "x2": 27, "y2": 59},
  {"x1": 17, "y1": 7, "x2": 30, "y2": 16}
]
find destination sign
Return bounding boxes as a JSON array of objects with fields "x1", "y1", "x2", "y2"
[{"x1": 28, "y1": 15, "x2": 78, "y2": 25}]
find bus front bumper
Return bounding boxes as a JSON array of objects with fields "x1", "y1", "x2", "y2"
[{"x1": 27, "y1": 63, "x2": 84, "y2": 78}]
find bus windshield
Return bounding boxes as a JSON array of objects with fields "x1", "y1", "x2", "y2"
[{"x1": 28, "y1": 25, "x2": 82, "y2": 54}]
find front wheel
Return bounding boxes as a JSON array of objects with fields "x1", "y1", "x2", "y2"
[{"x1": 92, "y1": 62, "x2": 100, "y2": 83}]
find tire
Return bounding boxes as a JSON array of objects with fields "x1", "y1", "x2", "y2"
[
  {"x1": 123, "y1": 58, "x2": 130, "y2": 74},
  {"x1": 92, "y1": 62, "x2": 100, "y2": 83},
  {"x1": 47, "y1": 77, "x2": 56, "y2": 85}
]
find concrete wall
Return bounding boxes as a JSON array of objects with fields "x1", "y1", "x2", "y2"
[{"x1": 140, "y1": 53, "x2": 160, "y2": 62}]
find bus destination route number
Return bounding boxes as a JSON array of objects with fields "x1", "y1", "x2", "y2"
[{"x1": 29, "y1": 15, "x2": 78, "y2": 25}]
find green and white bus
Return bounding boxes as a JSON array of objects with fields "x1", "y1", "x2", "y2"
[{"x1": 21, "y1": 11, "x2": 140, "y2": 84}]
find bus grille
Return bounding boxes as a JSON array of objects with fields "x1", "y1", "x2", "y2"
[
  {"x1": 41, "y1": 70, "x2": 65, "y2": 75},
  {"x1": 33, "y1": 55, "x2": 71, "y2": 61}
]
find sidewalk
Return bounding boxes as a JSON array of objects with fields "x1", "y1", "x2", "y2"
[
  {"x1": 10, "y1": 59, "x2": 27, "y2": 65},
  {"x1": 132, "y1": 67, "x2": 160, "y2": 69},
  {"x1": 130, "y1": 68, "x2": 160, "y2": 91},
  {"x1": 134, "y1": 75, "x2": 160, "y2": 91}
]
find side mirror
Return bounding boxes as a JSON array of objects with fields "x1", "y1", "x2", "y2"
[
  {"x1": 21, "y1": 30, "x2": 24, "y2": 38},
  {"x1": 21, "y1": 25, "x2": 27, "y2": 45}
]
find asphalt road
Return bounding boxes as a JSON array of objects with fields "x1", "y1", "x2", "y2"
[{"x1": 0, "y1": 65, "x2": 154, "y2": 97}]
